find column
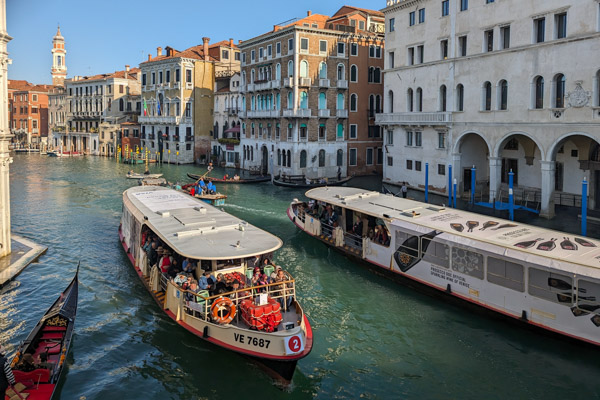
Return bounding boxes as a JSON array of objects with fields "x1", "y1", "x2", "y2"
[
  {"x1": 451, "y1": 152, "x2": 461, "y2": 192},
  {"x1": 540, "y1": 160, "x2": 555, "y2": 219},
  {"x1": 488, "y1": 157, "x2": 502, "y2": 203},
  {"x1": 0, "y1": 0, "x2": 11, "y2": 257}
]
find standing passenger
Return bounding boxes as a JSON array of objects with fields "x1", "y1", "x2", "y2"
[{"x1": 0, "y1": 344, "x2": 15, "y2": 398}]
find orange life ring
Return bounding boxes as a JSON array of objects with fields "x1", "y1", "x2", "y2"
[{"x1": 211, "y1": 297, "x2": 237, "y2": 324}]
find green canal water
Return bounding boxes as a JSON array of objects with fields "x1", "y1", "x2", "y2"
[{"x1": 2, "y1": 155, "x2": 599, "y2": 399}]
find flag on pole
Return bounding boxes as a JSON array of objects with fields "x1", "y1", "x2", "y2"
[{"x1": 143, "y1": 99, "x2": 148, "y2": 116}]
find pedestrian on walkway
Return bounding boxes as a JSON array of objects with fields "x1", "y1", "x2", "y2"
[
  {"x1": 401, "y1": 182, "x2": 408, "y2": 198},
  {"x1": 0, "y1": 344, "x2": 15, "y2": 397}
]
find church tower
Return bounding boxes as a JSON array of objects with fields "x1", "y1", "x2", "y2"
[{"x1": 51, "y1": 26, "x2": 66, "y2": 86}]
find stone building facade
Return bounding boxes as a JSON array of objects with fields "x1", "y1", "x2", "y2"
[
  {"x1": 378, "y1": 0, "x2": 600, "y2": 217},
  {"x1": 8, "y1": 80, "x2": 50, "y2": 147},
  {"x1": 239, "y1": 6, "x2": 385, "y2": 177},
  {"x1": 212, "y1": 71, "x2": 242, "y2": 167}
]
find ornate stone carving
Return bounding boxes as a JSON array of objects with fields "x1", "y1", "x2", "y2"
[{"x1": 566, "y1": 81, "x2": 591, "y2": 108}]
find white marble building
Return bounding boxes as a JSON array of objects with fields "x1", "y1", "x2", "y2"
[
  {"x1": 377, "y1": 0, "x2": 600, "y2": 217},
  {"x1": 212, "y1": 72, "x2": 242, "y2": 167}
]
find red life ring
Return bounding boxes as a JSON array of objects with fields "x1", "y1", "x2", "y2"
[{"x1": 211, "y1": 297, "x2": 237, "y2": 324}]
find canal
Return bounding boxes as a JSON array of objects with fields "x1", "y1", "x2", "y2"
[{"x1": 2, "y1": 155, "x2": 599, "y2": 399}]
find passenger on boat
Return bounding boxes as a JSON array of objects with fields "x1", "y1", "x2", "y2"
[
  {"x1": 258, "y1": 273, "x2": 270, "y2": 288},
  {"x1": 190, "y1": 186, "x2": 196, "y2": 196},
  {"x1": 16, "y1": 353, "x2": 36, "y2": 372},
  {"x1": 182, "y1": 258, "x2": 197, "y2": 275},
  {"x1": 207, "y1": 182, "x2": 216, "y2": 194},
  {"x1": 273, "y1": 269, "x2": 293, "y2": 309},
  {"x1": 213, "y1": 273, "x2": 227, "y2": 295},
  {"x1": 159, "y1": 249, "x2": 173, "y2": 274},
  {"x1": 167, "y1": 259, "x2": 182, "y2": 279},
  {"x1": 198, "y1": 271, "x2": 215, "y2": 290},
  {"x1": 374, "y1": 225, "x2": 390, "y2": 246},
  {"x1": 247, "y1": 254, "x2": 261, "y2": 269},
  {"x1": 185, "y1": 281, "x2": 200, "y2": 302},
  {"x1": 148, "y1": 241, "x2": 159, "y2": 267},
  {"x1": 0, "y1": 344, "x2": 15, "y2": 397},
  {"x1": 251, "y1": 267, "x2": 262, "y2": 285},
  {"x1": 270, "y1": 265, "x2": 281, "y2": 281},
  {"x1": 233, "y1": 174, "x2": 240, "y2": 181},
  {"x1": 223, "y1": 174, "x2": 229, "y2": 180},
  {"x1": 305, "y1": 177, "x2": 311, "y2": 185}
]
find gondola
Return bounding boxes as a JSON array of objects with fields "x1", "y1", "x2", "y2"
[
  {"x1": 8, "y1": 265, "x2": 79, "y2": 400},
  {"x1": 126, "y1": 172, "x2": 163, "y2": 179},
  {"x1": 186, "y1": 172, "x2": 271, "y2": 184},
  {"x1": 273, "y1": 175, "x2": 354, "y2": 188}
]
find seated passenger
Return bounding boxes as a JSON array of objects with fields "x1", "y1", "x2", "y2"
[
  {"x1": 213, "y1": 273, "x2": 227, "y2": 295},
  {"x1": 167, "y1": 259, "x2": 182, "y2": 279},
  {"x1": 251, "y1": 267, "x2": 261, "y2": 286},
  {"x1": 174, "y1": 273, "x2": 188, "y2": 286},
  {"x1": 198, "y1": 270, "x2": 215, "y2": 290},
  {"x1": 273, "y1": 269, "x2": 293, "y2": 309},
  {"x1": 258, "y1": 273, "x2": 270, "y2": 291},
  {"x1": 182, "y1": 258, "x2": 196, "y2": 275},
  {"x1": 185, "y1": 281, "x2": 200, "y2": 302},
  {"x1": 233, "y1": 174, "x2": 240, "y2": 181},
  {"x1": 17, "y1": 353, "x2": 36, "y2": 372}
]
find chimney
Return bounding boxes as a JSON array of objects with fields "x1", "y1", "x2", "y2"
[
  {"x1": 157, "y1": 47, "x2": 163, "y2": 57},
  {"x1": 229, "y1": 38, "x2": 234, "y2": 47},
  {"x1": 273, "y1": 25, "x2": 280, "y2": 32},
  {"x1": 125, "y1": 65, "x2": 130, "y2": 72},
  {"x1": 125, "y1": 65, "x2": 129, "y2": 79},
  {"x1": 238, "y1": 40, "x2": 243, "y2": 45},
  {"x1": 307, "y1": 10, "x2": 312, "y2": 16},
  {"x1": 202, "y1": 37, "x2": 210, "y2": 61},
  {"x1": 148, "y1": 54, "x2": 152, "y2": 61}
]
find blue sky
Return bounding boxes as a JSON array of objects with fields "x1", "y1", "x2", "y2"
[{"x1": 7, "y1": 0, "x2": 385, "y2": 84}]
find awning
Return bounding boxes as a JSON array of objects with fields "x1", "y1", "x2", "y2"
[{"x1": 224, "y1": 126, "x2": 241, "y2": 134}]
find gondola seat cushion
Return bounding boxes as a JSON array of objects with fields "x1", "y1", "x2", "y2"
[{"x1": 13, "y1": 368, "x2": 51, "y2": 384}]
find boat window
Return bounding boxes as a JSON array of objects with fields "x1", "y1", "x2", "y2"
[
  {"x1": 451, "y1": 247, "x2": 484, "y2": 279},
  {"x1": 576, "y1": 279, "x2": 600, "y2": 317},
  {"x1": 422, "y1": 238, "x2": 449, "y2": 268},
  {"x1": 487, "y1": 257, "x2": 524, "y2": 292},
  {"x1": 394, "y1": 230, "x2": 420, "y2": 269},
  {"x1": 216, "y1": 259, "x2": 242, "y2": 271},
  {"x1": 528, "y1": 268, "x2": 573, "y2": 305}
]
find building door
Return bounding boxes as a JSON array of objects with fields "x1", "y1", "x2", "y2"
[
  {"x1": 463, "y1": 168, "x2": 472, "y2": 192},
  {"x1": 501, "y1": 158, "x2": 518, "y2": 186},
  {"x1": 261, "y1": 146, "x2": 268, "y2": 174},
  {"x1": 595, "y1": 171, "x2": 600, "y2": 210}
]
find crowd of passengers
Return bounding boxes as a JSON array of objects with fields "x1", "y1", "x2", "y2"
[
  {"x1": 141, "y1": 232, "x2": 293, "y2": 308},
  {"x1": 187, "y1": 178, "x2": 217, "y2": 197},
  {"x1": 301, "y1": 200, "x2": 390, "y2": 246}
]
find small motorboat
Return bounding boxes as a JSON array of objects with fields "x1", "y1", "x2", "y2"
[
  {"x1": 8, "y1": 265, "x2": 79, "y2": 400},
  {"x1": 126, "y1": 171, "x2": 163, "y2": 179}
]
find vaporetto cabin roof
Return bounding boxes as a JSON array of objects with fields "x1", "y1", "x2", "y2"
[
  {"x1": 124, "y1": 186, "x2": 282, "y2": 260},
  {"x1": 305, "y1": 187, "x2": 600, "y2": 276}
]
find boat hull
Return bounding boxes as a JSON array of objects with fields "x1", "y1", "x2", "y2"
[
  {"x1": 273, "y1": 175, "x2": 353, "y2": 188},
  {"x1": 119, "y1": 227, "x2": 312, "y2": 382},
  {"x1": 187, "y1": 173, "x2": 271, "y2": 184}
]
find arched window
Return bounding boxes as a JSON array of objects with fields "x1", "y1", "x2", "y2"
[
  {"x1": 350, "y1": 94, "x2": 357, "y2": 111},
  {"x1": 407, "y1": 88, "x2": 414, "y2": 112},
  {"x1": 251, "y1": 69, "x2": 255, "y2": 83},
  {"x1": 287, "y1": 150, "x2": 291, "y2": 167},
  {"x1": 300, "y1": 150, "x2": 307, "y2": 168},
  {"x1": 596, "y1": 70, "x2": 600, "y2": 107},
  {"x1": 300, "y1": 60, "x2": 309, "y2": 78},
  {"x1": 439, "y1": 85, "x2": 447, "y2": 112},
  {"x1": 337, "y1": 93, "x2": 344, "y2": 110},
  {"x1": 214, "y1": 122, "x2": 219, "y2": 138},
  {"x1": 300, "y1": 91, "x2": 308, "y2": 109},
  {"x1": 319, "y1": 93, "x2": 327, "y2": 110},
  {"x1": 374, "y1": 68, "x2": 381, "y2": 83},
  {"x1": 416, "y1": 88, "x2": 423, "y2": 111},
  {"x1": 287, "y1": 60, "x2": 294, "y2": 78},
  {"x1": 375, "y1": 95, "x2": 381, "y2": 112},
  {"x1": 337, "y1": 149, "x2": 343, "y2": 167},
  {"x1": 456, "y1": 84, "x2": 464, "y2": 112},
  {"x1": 337, "y1": 64, "x2": 345, "y2": 80},
  {"x1": 242, "y1": 71, "x2": 246, "y2": 86},
  {"x1": 533, "y1": 76, "x2": 544, "y2": 109},
  {"x1": 369, "y1": 95, "x2": 375, "y2": 116},
  {"x1": 251, "y1": 96, "x2": 255, "y2": 110},
  {"x1": 350, "y1": 65, "x2": 358, "y2": 82},
  {"x1": 277, "y1": 149, "x2": 281, "y2": 166},
  {"x1": 554, "y1": 73, "x2": 566, "y2": 108},
  {"x1": 483, "y1": 82, "x2": 492, "y2": 111},
  {"x1": 276, "y1": 93, "x2": 281, "y2": 110},
  {"x1": 287, "y1": 92, "x2": 293, "y2": 109},
  {"x1": 276, "y1": 63, "x2": 281, "y2": 80},
  {"x1": 251, "y1": 146, "x2": 254, "y2": 161},
  {"x1": 368, "y1": 67, "x2": 374, "y2": 83},
  {"x1": 119, "y1": 98, "x2": 124, "y2": 112},
  {"x1": 337, "y1": 123, "x2": 344, "y2": 140},
  {"x1": 499, "y1": 80, "x2": 508, "y2": 110},
  {"x1": 319, "y1": 149, "x2": 326, "y2": 167},
  {"x1": 282, "y1": 149, "x2": 286, "y2": 166},
  {"x1": 319, "y1": 62, "x2": 327, "y2": 79},
  {"x1": 388, "y1": 90, "x2": 394, "y2": 113}
]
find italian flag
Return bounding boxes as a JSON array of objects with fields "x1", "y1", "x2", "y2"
[{"x1": 143, "y1": 99, "x2": 148, "y2": 116}]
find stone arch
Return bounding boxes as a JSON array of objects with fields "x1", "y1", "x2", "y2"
[
  {"x1": 547, "y1": 131, "x2": 600, "y2": 161},
  {"x1": 494, "y1": 131, "x2": 546, "y2": 161},
  {"x1": 453, "y1": 130, "x2": 492, "y2": 194},
  {"x1": 453, "y1": 130, "x2": 492, "y2": 155}
]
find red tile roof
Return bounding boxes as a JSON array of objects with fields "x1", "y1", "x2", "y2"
[
  {"x1": 141, "y1": 41, "x2": 236, "y2": 65},
  {"x1": 71, "y1": 67, "x2": 141, "y2": 83},
  {"x1": 331, "y1": 5, "x2": 385, "y2": 19}
]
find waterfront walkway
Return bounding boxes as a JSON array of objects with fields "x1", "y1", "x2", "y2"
[{"x1": 0, "y1": 234, "x2": 47, "y2": 287}]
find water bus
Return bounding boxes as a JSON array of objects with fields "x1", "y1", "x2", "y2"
[
  {"x1": 120, "y1": 186, "x2": 313, "y2": 381},
  {"x1": 288, "y1": 187, "x2": 600, "y2": 346}
]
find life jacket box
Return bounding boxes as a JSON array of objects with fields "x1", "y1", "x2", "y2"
[{"x1": 256, "y1": 293, "x2": 268, "y2": 306}]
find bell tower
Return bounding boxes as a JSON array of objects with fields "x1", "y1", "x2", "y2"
[{"x1": 51, "y1": 26, "x2": 66, "y2": 86}]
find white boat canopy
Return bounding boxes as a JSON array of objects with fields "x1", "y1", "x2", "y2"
[
  {"x1": 305, "y1": 187, "x2": 600, "y2": 275},
  {"x1": 124, "y1": 186, "x2": 282, "y2": 260}
]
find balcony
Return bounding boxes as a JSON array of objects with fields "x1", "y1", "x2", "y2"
[
  {"x1": 318, "y1": 109, "x2": 331, "y2": 118},
  {"x1": 227, "y1": 107, "x2": 240, "y2": 115},
  {"x1": 299, "y1": 78, "x2": 312, "y2": 87},
  {"x1": 319, "y1": 79, "x2": 330, "y2": 88},
  {"x1": 143, "y1": 84, "x2": 155, "y2": 92},
  {"x1": 247, "y1": 110, "x2": 281, "y2": 118},
  {"x1": 185, "y1": 136, "x2": 194, "y2": 142},
  {"x1": 254, "y1": 80, "x2": 272, "y2": 91},
  {"x1": 283, "y1": 109, "x2": 312, "y2": 118},
  {"x1": 171, "y1": 82, "x2": 181, "y2": 90},
  {"x1": 337, "y1": 80, "x2": 348, "y2": 89},
  {"x1": 375, "y1": 112, "x2": 453, "y2": 126},
  {"x1": 185, "y1": 82, "x2": 193, "y2": 90},
  {"x1": 271, "y1": 79, "x2": 281, "y2": 89},
  {"x1": 246, "y1": 83, "x2": 256, "y2": 92},
  {"x1": 238, "y1": 110, "x2": 247, "y2": 118},
  {"x1": 138, "y1": 115, "x2": 180, "y2": 124},
  {"x1": 283, "y1": 78, "x2": 292, "y2": 87},
  {"x1": 336, "y1": 109, "x2": 348, "y2": 118}
]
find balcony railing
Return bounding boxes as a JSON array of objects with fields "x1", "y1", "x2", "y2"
[
  {"x1": 336, "y1": 109, "x2": 348, "y2": 118},
  {"x1": 138, "y1": 115, "x2": 180, "y2": 124},
  {"x1": 318, "y1": 109, "x2": 331, "y2": 118},
  {"x1": 226, "y1": 107, "x2": 240, "y2": 115},
  {"x1": 283, "y1": 78, "x2": 292, "y2": 87},
  {"x1": 247, "y1": 110, "x2": 281, "y2": 118},
  {"x1": 299, "y1": 77, "x2": 312, "y2": 87},
  {"x1": 238, "y1": 110, "x2": 247, "y2": 118},
  {"x1": 282, "y1": 109, "x2": 312, "y2": 118},
  {"x1": 319, "y1": 79, "x2": 330, "y2": 88},
  {"x1": 185, "y1": 136, "x2": 194, "y2": 142},
  {"x1": 171, "y1": 82, "x2": 181, "y2": 90},
  {"x1": 271, "y1": 79, "x2": 281, "y2": 89},
  {"x1": 337, "y1": 80, "x2": 348, "y2": 89},
  {"x1": 246, "y1": 83, "x2": 255, "y2": 92},
  {"x1": 375, "y1": 112, "x2": 453, "y2": 126}
]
